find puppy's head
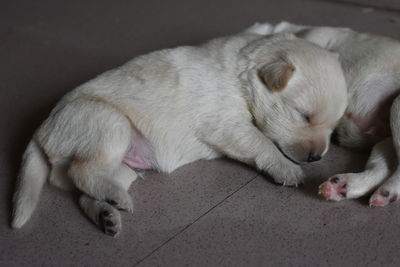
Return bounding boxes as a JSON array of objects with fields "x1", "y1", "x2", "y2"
[{"x1": 242, "y1": 34, "x2": 347, "y2": 164}]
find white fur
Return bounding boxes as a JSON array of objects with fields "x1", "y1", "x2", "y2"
[
  {"x1": 12, "y1": 29, "x2": 347, "y2": 234},
  {"x1": 12, "y1": 140, "x2": 49, "y2": 228},
  {"x1": 254, "y1": 21, "x2": 400, "y2": 206}
]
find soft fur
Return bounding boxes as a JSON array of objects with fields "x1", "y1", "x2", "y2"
[
  {"x1": 251, "y1": 21, "x2": 400, "y2": 207},
  {"x1": 11, "y1": 29, "x2": 347, "y2": 235}
]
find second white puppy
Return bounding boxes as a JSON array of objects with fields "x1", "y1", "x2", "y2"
[
  {"x1": 12, "y1": 30, "x2": 347, "y2": 235},
  {"x1": 253, "y1": 21, "x2": 400, "y2": 207}
]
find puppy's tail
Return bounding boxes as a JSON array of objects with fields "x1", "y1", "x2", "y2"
[{"x1": 11, "y1": 139, "x2": 49, "y2": 229}]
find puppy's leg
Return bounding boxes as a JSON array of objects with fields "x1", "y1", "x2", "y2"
[
  {"x1": 369, "y1": 96, "x2": 400, "y2": 206},
  {"x1": 200, "y1": 121, "x2": 304, "y2": 186},
  {"x1": 319, "y1": 137, "x2": 395, "y2": 201},
  {"x1": 111, "y1": 163, "x2": 138, "y2": 189},
  {"x1": 69, "y1": 155, "x2": 134, "y2": 212},
  {"x1": 66, "y1": 105, "x2": 135, "y2": 212},
  {"x1": 79, "y1": 164, "x2": 138, "y2": 236},
  {"x1": 48, "y1": 160, "x2": 75, "y2": 191}
]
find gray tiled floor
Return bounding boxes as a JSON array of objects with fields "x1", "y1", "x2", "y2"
[{"x1": 1, "y1": 0, "x2": 400, "y2": 266}]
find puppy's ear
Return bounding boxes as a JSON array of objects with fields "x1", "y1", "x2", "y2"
[{"x1": 258, "y1": 59, "x2": 295, "y2": 92}]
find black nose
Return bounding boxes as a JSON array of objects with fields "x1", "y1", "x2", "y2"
[{"x1": 308, "y1": 153, "x2": 321, "y2": 162}]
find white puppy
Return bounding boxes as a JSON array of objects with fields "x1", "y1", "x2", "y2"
[
  {"x1": 249, "y1": 21, "x2": 400, "y2": 206},
  {"x1": 12, "y1": 30, "x2": 346, "y2": 235}
]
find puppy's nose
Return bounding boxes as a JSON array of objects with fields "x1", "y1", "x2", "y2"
[{"x1": 308, "y1": 153, "x2": 321, "y2": 162}]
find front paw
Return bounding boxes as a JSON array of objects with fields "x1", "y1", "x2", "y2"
[
  {"x1": 267, "y1": 161, "x2": 305, "y2": 186},
  {"x1": 319, "y1": 176, "x2": 348, "y2": 201}
]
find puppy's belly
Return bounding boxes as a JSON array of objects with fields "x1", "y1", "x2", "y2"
[
  {"x1": 345, "y1": 79, "x2": 400, "y2": 145},
  {"x1": 344, "y1": 90, "x2": 398, "y2": 145},
  {"x1": 123, "y1": 126, "x2": 155, "y2": 170},
  {"x1": 348, "y1": 112, "x2": 390, "y2": 139}
]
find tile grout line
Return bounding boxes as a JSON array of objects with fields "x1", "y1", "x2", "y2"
[{"x1": 133, "y1": 173, "x2": 261, "y2": 266}]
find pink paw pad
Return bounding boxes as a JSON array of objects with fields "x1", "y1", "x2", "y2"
[
  {"x1": 369, "y1": 190, "x2": 397, "y2": 207},
  {"x1": 318, "y1": 177, "x2": 347, "y2": 201}
]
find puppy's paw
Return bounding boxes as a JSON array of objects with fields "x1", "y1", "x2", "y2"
[
  {"x1": 79, "y1": 195, "x2": 123, "y2": 237},
  {"x1": 319, "y1": 176, "x2": 347, "y2": 201},
  {"x1": 369, "y1": 189, "x2": 398, "y2": 207},
  {"x1": 105, "y1": 190, "x2": 134, "y2": 213},
  {"x1": 98, "y1": 206, "x2": 122, "y2": 237},
  {"x1": 269, "y1": 162, "x2": 305, "y2": 187},
  {"x1": 319, "y1": 172, "x2": 381, "y2": 201}
]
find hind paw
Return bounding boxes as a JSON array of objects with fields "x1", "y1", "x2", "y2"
[
  {"x1": 105, "y1": 191, "x2": 133, "y2": 212},
  {"x1": 98, "y1": 207, "x2": 121, "y2": 236},
  {"x1": 79, "y1": 194, "x2": 124, "y2": 236},
  {"x1": 369, "y1": 189, "x2": 398, "y2": 207}
]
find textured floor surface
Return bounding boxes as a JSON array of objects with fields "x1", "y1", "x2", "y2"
[{"x1": 1, "y1": 0, "x2": 400, "y2": 266}]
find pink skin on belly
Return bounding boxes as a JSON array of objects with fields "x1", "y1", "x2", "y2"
[
  {"x1": 123, "y1": 126, "x2": 155, "y2": 170},
  {"x1": 346, "y1": 88, "x2": 399, "y2": 143},
  {"x1": 348, "y1": 112, "x2": 390, "y2": 141}
]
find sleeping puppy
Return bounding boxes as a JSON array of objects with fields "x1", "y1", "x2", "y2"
[
  {"x1": 248, "y1": 21, "x2": 400, "y2": 206},
  {"x1": 11, "y1": 30, "x2": 347, "y2": 236}
]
